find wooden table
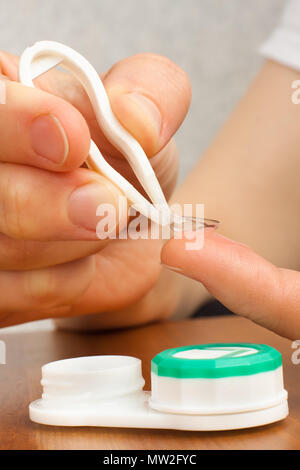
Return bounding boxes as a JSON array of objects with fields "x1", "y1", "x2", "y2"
[{"x1": 0, "y1": 315, "x2": 299, "y2": 450}]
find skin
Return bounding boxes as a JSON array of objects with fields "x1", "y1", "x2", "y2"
[
  {"x1": 0, "y1": 52, "x2": 299, "y2": 339},
  {"x1": 75, "y1": 59, "x2": 300, "y2": 338},
  {"x1": 0, "y1": 50, "x2": 190, "y2": 327},
  {"x1": 162, "y1": 60, "x2": 300, "y2": 340},
  {"x1": 162, "y1": 230, "x2": 300, "y2": 340}
]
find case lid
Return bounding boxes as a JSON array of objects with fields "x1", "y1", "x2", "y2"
[{"x1": 151, "y1": 343, "x2": 282, "y2": 379}]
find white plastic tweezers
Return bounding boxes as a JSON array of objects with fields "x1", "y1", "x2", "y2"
[{"x1": 19, "y1": 41, "x2": 218, "y2": 229}]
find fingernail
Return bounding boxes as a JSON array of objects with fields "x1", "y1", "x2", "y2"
[
  {"x1": 125, "y1": 92, "x2": 162, "y2": 138},
  {"x1": 68, "y1": 182, "x2": 117, "y2": 232},
  {"x1": 161, "y1": 263, "x2": 183, "y2": 274},
  {"x1": 30, "y1": 114, "x2": 69, "y2": 164},
  {"x1": 161, "y1": 263, "x2": 200, "y2": 283}
]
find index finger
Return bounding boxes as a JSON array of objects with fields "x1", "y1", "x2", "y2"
[
  {"x1": 0, "y1": 51, "x2": 90, "y2": 171},
  {"x1": 162, "y1": 230, "x2": 300, "y2": 339}
]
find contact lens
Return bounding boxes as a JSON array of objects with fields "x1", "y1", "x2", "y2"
[{"x1": 171, "y1": 215, "x2": 220, "y2": 233}]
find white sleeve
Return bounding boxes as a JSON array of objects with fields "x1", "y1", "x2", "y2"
[{"x1": 260, "y1": 0, "x2": 300, "y2": 71}]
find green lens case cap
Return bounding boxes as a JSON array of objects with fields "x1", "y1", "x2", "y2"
[{"x1": 151, "y1": 343, "x2": 282, "y2": 379}]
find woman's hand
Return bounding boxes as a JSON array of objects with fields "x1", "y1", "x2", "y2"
[
  {"x1": 162, "y1": 229, "x2": 300, "y2": 340},
  {"x1": 0, "y1": 50, "x2": 191, "y2": 327}
]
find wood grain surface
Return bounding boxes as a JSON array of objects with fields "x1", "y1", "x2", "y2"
[{"x1": 0, "y1": 315, "x2": 299, "y2": 450}]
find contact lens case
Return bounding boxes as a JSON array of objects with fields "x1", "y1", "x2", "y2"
[{"x1": 29, "y1": 343, "x2": 288, "y2": 431}]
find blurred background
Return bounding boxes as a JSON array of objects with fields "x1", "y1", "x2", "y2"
[{"x1": 0, "y1": 0, "x2": 286, "y2": 331}]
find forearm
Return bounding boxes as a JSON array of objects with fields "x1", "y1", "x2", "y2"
[
  {"x1": 170, "y1": 59, "x2": 300, "y2": 312},
  {"x1": 173, "y1": 59, "x2": 300, "y2": 268}
]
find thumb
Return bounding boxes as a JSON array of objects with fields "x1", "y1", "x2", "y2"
[
  {"x1": 102, "y1": 53, "x2": 191, "y2": 199},
  {"x1": 32, "y1": 51, "x2": 191, "y2": 198},
  {"x1": 3, "y1": 49, "x2": 191, "y2": 159},
  {"x1": 161, "y1": 230, "x2": 300, "y2": 339},
  {"x1": 103, "y1": 53, "x2": 191, "y2": 157}
]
